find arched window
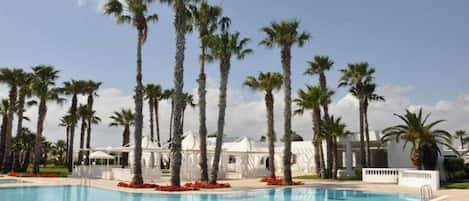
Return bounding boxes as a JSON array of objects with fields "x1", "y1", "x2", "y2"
[{"x1": 228, "y1": 155, "x2": 236, "y2": 164}]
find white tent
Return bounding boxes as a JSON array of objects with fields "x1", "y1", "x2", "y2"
[{"x1": 89, "y1": 151, "x2": 114, "y2": 160}]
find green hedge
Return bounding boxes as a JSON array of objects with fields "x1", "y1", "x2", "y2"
[{"x1": 444, "y1": 157, "x2": 467, "y2": 181}]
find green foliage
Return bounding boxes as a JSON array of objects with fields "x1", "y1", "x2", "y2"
[
  {"x1": 354, "y1": 167, "x2": 362, "y2": 179},
  {"x1": 294, "y1": 175, "x2": 321, "y2": 180},
  {"x1": 443, "y1": 182, "x2": 469, "y2": 189},
  {"x1": 444, "y1": 157, "x2": 467, "y2": 181}
]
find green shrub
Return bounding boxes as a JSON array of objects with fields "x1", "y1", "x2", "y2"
[
  {"x1": 354, "y1": 167, "x2": 362, "y2": 180},
  {"x1": 444, "y1": 157, "x2": 466, "y2": 181}
]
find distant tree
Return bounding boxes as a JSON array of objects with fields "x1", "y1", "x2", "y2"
[
  {"x1": 454, "y1": 130, "x2": 468, "y2": 150},
  {"x1": 109, "y1": 109, "x2": 135, "y2": 168}
]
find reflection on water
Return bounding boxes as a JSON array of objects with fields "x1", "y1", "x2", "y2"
[{"x1": 0, "y1": 185, "x2": 419, "y2": 201}]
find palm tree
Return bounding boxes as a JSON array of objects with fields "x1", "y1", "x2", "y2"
[
  {"x1": 362, "y1": 82, "x2": 384, "y2": 167},
  {"x1": 59, "y1": 113, "x2": 74, "y2": 165},
  {"x1": 206, "y1": 19, "x2": 252, "y2": 184},
  {"x1": 109, "y1": 109, "x2": 135, "y2": 168},
  {"x1": 83, "y1": 80, "x2": 101, "y2": 164},
  {"x1": 294, "y1": 85, "x2": 333, "y2": 179},
  {"x1": 181, "y1": 92, "x2": 196, "y2": 129},
  {"x1": 381, "y1": 109, "x2": 455, "y2": 170},
  {"x1": 0, "y1": 68, "x2": 27, "y2": 172},
  {"x1": 16, "y1": 72, "x2": 34, "y2": 138},
  {"x1": 159, "y1": 0, "x2": 197, "y2": 187},
  {"x1": 31, "y1": 65, "x2": 63, "y2": 174},
  {"x1": 164, "y1": 88, "x2": 175, "y2": 142},
  {"x1": 259, "y1": 20, "x2": 310, "y2": 183},
  {"x1": 320, "y1": 115, "x2": 351, "y2": 178},
  {"x1": 61, "y1": 80, "x2": 87, "y2": 172},
  {"x1": 104, "y1": 0, "x2": 158, "y2": 185},
  {"x1": 51, "y1": 140, "x2": 67, "y2": 166},
  {"x1": 454, "y1": 130, "x2": 467, "y2": 150},
  {"x1": 0, "y1": 99, "x2": 9, "y2": 169},
  {"x1": 338, "y1": 63, "x2": 375, "y2": 167},
  {"x1": 304, "y1": 55, "x2": 334, "y2": 178},
  {"x1": 144, "y1": 84, "x2": 162, "y2": 142},
  {"x1": 77, "y1": 105, "x2": 101, "y2": 164},
  {"x1": 244, "y1": 72, "x2": 283, "y2": 179},
  {"x1": 190, "y1": 1, "x2": 222, "y2": 182}
]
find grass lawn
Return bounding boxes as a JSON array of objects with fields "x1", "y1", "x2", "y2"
[
  {"x1": 294, "y1": 175, "x2": 321, "y2": 180},
  {"x1": 443, "y1": 182, "x2": 469, "y2": 189},
  {"x1": 25, "y1": 166, "x2": 69, "y2": 177}
]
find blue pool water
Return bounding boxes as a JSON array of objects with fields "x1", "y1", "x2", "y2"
[
  {"x1": 0, "y1": 179, "x2": 21, "y2": 184},
  {"x1": 0, "y1": 185, "x2": 419, "y2": 201}
]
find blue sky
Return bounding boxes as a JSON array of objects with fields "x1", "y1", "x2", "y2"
[{"x1": 1, "y1": 0, "x2": 468, "y2": 104}]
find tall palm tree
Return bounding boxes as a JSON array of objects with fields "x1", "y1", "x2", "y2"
[
  {"x1": 259, "y1": 20, "x2": 310, "y2": 183},
  {"x1": 61, "y1": 80, "x2": 87, "y2": 172},
  {"x1": 159, "y1": 0, "x2": 197, "y2": 187},
  {"x1": 244, "y1": 72, "x2": 283, "y2": 179},
  {"x1": 181, "y1": 92, "x2": 196, "y2": 129},
  {"x1": 84, "y1": 110, "x2": 100, "y2": 165},
  {"x1": 304, "y1": 55, "x2": 334, "y2": 178},
  {"x1": 164, "y1": 88, "x2": 175, "y2": 142},
  {"x1": 338, "y1": 63, "x2": 375, "y2": 167},
  {"x1": 294, "y1": 85, "x2": 333, "y2": 179},
  {"x1": 207, "y1": 20, "x2": 253, "y2": 184},
  {"x1": 0, "y1": 99, "x2": 9, "y2": 170},
  {"x1": 59, "y1": 113, "x2": 74, "y2": 165},
  {"x1": 362, "y1": 82, "x2": 384, "y2": 167},
  {"x1": 104, "y1": 0, "x2": 158, "y2": 185},
  {"x1": 16, "y1": 72, "x2": 34, "y2": 138},
  {"x1": 381, "y1": 109, "x2": 455, "y2": 170},
  {"x1": 190, "y1": 1, "x2": 222, "y2": 182},
  {"x1": 109, "y1": 109, "x2": 135, "y2": 168},
  {"x1": 31, "y1": 65, "x2": 63, "y2": 174},
  {"x1": 0, "y1": 68, "x2": 26, "y2": 172},
  {"x1": 83, "y1": 80, "x2": 101, "y2": 164},
  {"x1": 454, "y1": 130, "x2": 467, "y2": 150},
  {"x1": 77, "y1": 105, "x2": 101, "y2": 164}
]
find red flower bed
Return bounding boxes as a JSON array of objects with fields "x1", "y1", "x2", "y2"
[
  {"x1": 261, "y1": 177, "x2": 303, "y2": 186},
  {"x1": 117, "y1": 182, "x2": 158, "y2": 189},
  {"x1": 8, "y1": 172, "x2": 64, "y2": 178},
  {"x1": 155, "y1": 185, "x2": 198, "y2": 192},
  {"x1": 184, "y1": 181, "x2": 231, "y2": 189}
]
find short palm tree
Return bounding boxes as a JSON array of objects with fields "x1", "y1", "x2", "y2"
[
  {"x1": 454, "y1": 130, "x2": 467, "y2": 150},
  {"x1": 83, "y1": 80, "x2": 102, "y2": 164},
  {"x1": 320, "y1": 115, "x2": 351, "y2": 176},
  {"x1": 61, "y1": 80, "x2": 87, "y2": 172},
  {"x1": 207, "y1": 20, "x2": 253, "y2": 184},
  {"x1": 159, "y1": 0, "x2": 198, "y2": 187},
  {"x1": 294, "y1": 85, "x2": 333, "y2": 178},
  {"x1": 304, "y1": 55, "x2": 334, "y2": 178},
  {"x1": 77, "y1": 105, "x2": 101, "y2": 164},
  {"x1": 31, "y1": 65, "x2": 63, "y2": 174},
  {"x1": 259, "y1": 20, "x2": 310, "y2": 183},
  {"x1": 109, "y1": 109, "x2": 135, "y2": 168},
  {"x1": 104, "y1": 0, "x2": 158, "y2": 185},
  {"x1": 181, "y1": 92, "x2": 196, "y2": 129},
  {"x1": 190, "y1": 1, "x2": 222, "y2": 182},
  {"x1": 244, "y1": 72, "x2": 283, "y2": 179},
  {"x1": 59, "y1": 113, "x2": 74, "y2": 165},
  {"x1": 0, "y1": 68, "x2": 26, "y2": 172},
  {"x1": 339, "y1": 63, "x2": 375, "y2": 167},
  {"x1": 144, "y1": 84, "x2": 162, "y2": 142},
  {"x1": 381, "y1": 109, "x2": 455, "y2": 170}
]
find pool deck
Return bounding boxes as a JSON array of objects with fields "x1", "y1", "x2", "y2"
[{"x1": 0, "y1": 176, "x2": 466, "y2": 201}]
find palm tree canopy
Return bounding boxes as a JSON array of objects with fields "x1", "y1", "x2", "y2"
[
  {"x1": 381, "y1": 108, "x2": 455, "y2": 154},
  {"x1": 31, "y1": 65, "x2": 64, "y2": 103},
  {"x1": 244, "y1": 72, "x2": 283, "y2": 93},
  {"x1": 144, "y1": 84, "x2": 164, "y2": 101},
  {"x1": 83, "y1": 80, "x2": 102, "y2": 97},
  {"x1": 109, "y1": 109, "x2": 135, "y2": 127},
  {"x1": 0, "y1": 68, "x2": 27, "y2": 89},
  {"x1": 294, "y1": 85, "x2": 334, "y2": 116},
  {"x1": 350, "y1": 82, "x2": 385, "y2": 103},
  {"x1": 60, "y1": 80, "x2": 88, "y2": 96},
  {"x1": 104, "y1": 0, "x2": 158, "y2": 43},
  {"x1": 304, "y1": 56, "x2": 334, "y2": 75},
  {"x1": 159, "y1": 0, "x2": 198, "y2": 33},
  {"x1": 206, "y1": 30, "x2": 253, "y2": 62},
  {"x1": 182, "y1": 92, "x2": 196, "y2": 108},
  {"x1": 190, "y1": 1, "x2": 222, "y2": 37},
  {"x1": 338, "y1": 62, "x2": 375, "y2": 88},
  {"x1": 320, "y1": 115, "x2": 351, "y2": 139},
  {"x1": 259, "y1": 20, "x2": 311, "y2": 48}
]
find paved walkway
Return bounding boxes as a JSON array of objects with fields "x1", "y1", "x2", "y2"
[{"x1": 0, "y1": 176, "x2": 467, "y2": 200}]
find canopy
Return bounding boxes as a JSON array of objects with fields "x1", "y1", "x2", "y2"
[
  {"x1": 89, "y1": 151, "x2": 115, "y2": 160},
  {"x1": 224, "y1": 137, "x2": 267, "y2": 152},
  {"x1": 182, "y1": 131, "x2": 200, "y2": 150}
]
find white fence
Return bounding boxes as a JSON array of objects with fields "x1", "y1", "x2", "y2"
[
  {"x1": 363, "y1": 168, "x2": 400, "y2": 183},
  {"x1": 72, "y1": 166, "x2": 160, "y2": 182},
  {"x1": 398, "y1": 170, "x2": 439, "y2": 191},
  {"x1": 363, "y1": 168, "x2": 439, "y2": 190}
]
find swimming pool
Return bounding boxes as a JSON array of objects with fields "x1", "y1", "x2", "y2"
[{"x1": 0, "y1": 185, "x2": 419, "y2": 201}]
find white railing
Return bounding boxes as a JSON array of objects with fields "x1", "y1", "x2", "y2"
[
  {"x1": 72, "y1": 166, "x2": 160, "y2": 182},
  {"x1": 399, "y1": 170, "x2": 439, "y2": 191},
  {"x1": 362, "y1": 168, "x2": 400, "y2": 183}
]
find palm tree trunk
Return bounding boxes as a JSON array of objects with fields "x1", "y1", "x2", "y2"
[
  {"x1": 149, "y1": 98, "x2": 155, "y2": 142},
  {"x1": 313, "y1": 108, "x2": 325, "y2": 178},
  {"x1": 265, "y1": 91, "x2": 276, "y2": 179},
  {"x1": 169, "y1": 100, "x2": 174, "y2": 142},
  {"x1": 122, "y1": 126, "x2": 130, "y2": 168},
  {"x1": 2, "y1": 87, "x2": 17, "y2": 173},
  {"x1": 210, "y1": 59, "x2": 230, "y2": 184},
  {"x1": 16, "y1": 95, "x2": 25, "y2": 137},
  {"x1": 364, "y1": 100, "x2": 371, "y2": 167},
  {"x1": 85, "y1": 95, "x2": 94, "y2": 165},
  {"x1": 154, "y1": 100, "x2": 161, "y2": 147},
  {"x1": 32, "y1": 97, "x2": 47, "y2": 174},
  {"x1": 411, "y1": 146, "x2": 422, "y2": 170},
  {"x1": 67, "y1": 94, "x2": 78, "y2": 173},
  {"x1": 319, "y1": 72, "x2": 332, "y2": 178},
  {"x1": 131, "y1": 32, "x2": 144, "y2": 185},
  {"x1": 331, "y1": 137, "x2": 338, "y2": 179},
  {"x1": 78, "y1": 118, "x2": 86, "y2": 164},
  {"x1": 170, "y1": 3, "x2": 187, "y2": 186},
  {"x1": 198, "y1": 45, "x2": 209, "y2": 183},
  {"x1": 281, "y1": 47, "x2": 293, "y2": 184},
  {"x1": 358, "y1": 98, "x2": 366, "y2": 168},
  {"x1": 0, "y1": 114, "x2": 7, "y2": 170},
  {"x1": 65, "y1": 126, "x2": 70, "y2": 166}
]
